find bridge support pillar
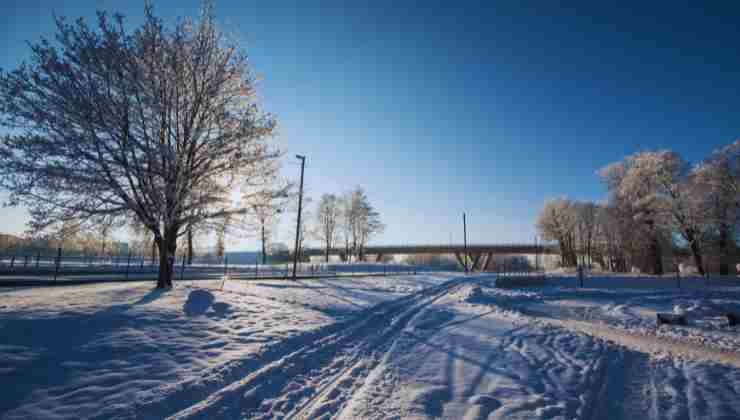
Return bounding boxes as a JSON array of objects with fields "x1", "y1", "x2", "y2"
[
  {"x1": 482, "y1": 252, "x2": 494, "y2": 271},
  {"x1": 471, "y1": 253, "x2": 483, "y2": 272},
  {"x1": 454, "y1": 252, "x2": 467, "y2": 270}
]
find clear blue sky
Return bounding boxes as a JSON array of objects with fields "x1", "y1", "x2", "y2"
[{"x1": 1, "y1": 1, "x2": 739, "y2": 250}]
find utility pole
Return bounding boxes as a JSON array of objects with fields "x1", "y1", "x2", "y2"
[
  {"x1": 463, "y1": 212, "x2": 468, "y2": 274},
  {"x1": 292, "y1": 155, "x2": 306, "y2": 281}
]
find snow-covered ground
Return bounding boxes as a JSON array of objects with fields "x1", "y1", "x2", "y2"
[
  {"x1": 0, "y1": 274, "x2": 451, "y2": 419},
  {"x1": 2, "y1": 273, "x2": 740, "y2": 419}
]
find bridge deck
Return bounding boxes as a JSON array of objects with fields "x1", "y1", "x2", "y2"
[{"x1": 303, "y1": 244, "x2": 558, "y2": 256}]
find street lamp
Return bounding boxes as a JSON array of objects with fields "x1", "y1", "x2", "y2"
[
  {"x1": 292, "y1": 155, "x2": 306, "y2": 280},
  {"x1": 463, "y1": 212, "x2": 468, "y2": 274}
]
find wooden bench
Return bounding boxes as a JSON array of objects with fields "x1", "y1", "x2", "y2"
[{"x1": 656, "y1": 313, "x2": 687, "y2": 326}]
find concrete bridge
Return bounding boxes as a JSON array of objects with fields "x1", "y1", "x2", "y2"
[{"x1": 303, "y1": 244, "x2": 559, "y2": 271}]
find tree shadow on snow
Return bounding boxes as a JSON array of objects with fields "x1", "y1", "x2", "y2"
[
  {"x1": 183, "y1": 289, "x2": 215, "y2": 316},
  {"x1": 132, "y1": 288, "x2": 169, "y2": 306}
]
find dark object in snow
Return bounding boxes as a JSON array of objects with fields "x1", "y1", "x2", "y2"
[
  {"x1": 184, "y1": 289, "x2": 215, "y2": 316},
  {"x1": 657, "y1": 313, "x2": 687, "y2": 326},
  {"x1": 726, "y1": 313, "x2": 739, "y2": 327}
]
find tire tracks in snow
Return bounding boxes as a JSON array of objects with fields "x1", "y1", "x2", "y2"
[{"x1": 165, "y1": 277, "x2": 468, "y2": 419}]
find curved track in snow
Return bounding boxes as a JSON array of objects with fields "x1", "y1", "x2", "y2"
[{"x1": 166, "y1": 277, "x2": 466, "y2": 419}]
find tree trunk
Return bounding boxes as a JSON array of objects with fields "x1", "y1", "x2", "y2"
[
  {"x1": 187, "y1": 227, "x2": 194, "y2": 266},
  {"x1": 649, "y1": 235, "x2": 663, "y2": 275},
  {"x1": 156, "y1": 227, "x2": 178, "y2": 289},
  {"x1": 261, "y1": 223, "x2": 267, "y2": 265},
  {"x1": 689, "y1": 240, "x2": 705, "y2": 276},
  {"x1": 150, "y1": 239, "x2": 157, "y2": 265},
  {"x1": 719, "y1": 225, "x2": 729, "y2": 276}
]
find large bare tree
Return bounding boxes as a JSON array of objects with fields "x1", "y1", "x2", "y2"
[{"x1": 0, "y1": 3, "x2": 279, "y2": 287}]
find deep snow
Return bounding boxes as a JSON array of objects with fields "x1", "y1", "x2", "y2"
[{"x1": 2, "y1": 274, "x2": 740, "y2": 419}]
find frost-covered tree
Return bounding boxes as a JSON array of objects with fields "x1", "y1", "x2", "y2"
[
  {"x1": 316, "y1": 193, "x2": 340, "y2": 262},
  {"x1": 0, "y1": 3, "x2": 279, "y2": 287},
  {"x1": 600, "y1": 157, "x2": 667, "y2": 274},
  {"x1": 606, "y1": 151, "x2": 707, "y2": 274},
  {"x1": 574, "y1": 201, "x2": 597, "y2": 267},
  {"x1": 694, "y1": 140, "x2": 740, "y2": 274},
  {"x1": 536, "y1": 197, "x2": 578, "y2": 267}
]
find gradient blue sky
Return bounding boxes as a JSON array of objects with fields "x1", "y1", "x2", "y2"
[{"x1": 1, "y1": 1, "x2": 739, "y2": 250}]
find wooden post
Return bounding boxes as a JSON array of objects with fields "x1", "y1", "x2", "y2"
[
  {"x1": 10, "y1": 255, "x2": 15, "y2": 269},
  {"x1": 53, "y1": 247, "x2": 62, "y2": 281},
  {"x1": 24, "y1": 255, "x2": 29, "y2": 268},
  {"x1": 125, "y1": 250, "x2": 132, "y2": 280},
  {"x1": 675, "y1": 264, "x2": 681, "y2": 289}
]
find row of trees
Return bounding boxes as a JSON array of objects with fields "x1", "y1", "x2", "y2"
[
  {"x1": 315, "y1": 187, "x2": 384, "y2": 262},
  {"x1": 537, "y1": 141, "x2": 740, "y2": 275},
  {"x1": 0, "y1": 2, "x2": 385, "y2": 282},
  {"x1": 0, "y1": 229, "x2": 128, "y2": 257}
]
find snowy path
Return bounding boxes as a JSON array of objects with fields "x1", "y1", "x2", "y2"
[
  {"x1": 168, "y1": 277, "x2": 467, "y2": 419},
  {"x1": 339, "y1": 284, "x2": 610, "y2": 420}
]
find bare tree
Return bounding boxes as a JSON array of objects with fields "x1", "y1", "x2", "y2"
[
  {"x1": 316, "y1": 193, "x2": 340, "y2": 262},
  {"x1": 343, "y1": 187, "x2": 383, "y2": 261},
  {"x1": 289, "y1": 195, "x2": 312, "y2": 262},
  {"x1": 250, "y1": 190, "x2": 285, "y2": 264},
  {"x1": 0, "y1": 3, "x2": 280, "y2": 287},
  {"x1": 340, "y1": 191, "x2": 353, "y2": 261}
]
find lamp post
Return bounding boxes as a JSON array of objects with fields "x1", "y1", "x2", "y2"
[
  {"x1": 463, "y1": 212, "x2": 468, "y2": 274},
  {"x1": 292, "y1": 155, "x2": 306, "y2": 280}
]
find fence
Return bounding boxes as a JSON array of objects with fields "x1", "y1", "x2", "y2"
[{"x1": 0, "y1": 248, "x2": 425, "y2": 284}]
